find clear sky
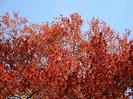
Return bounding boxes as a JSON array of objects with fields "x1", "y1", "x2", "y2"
[{"x1": 0, "y1": 0, "x2": 133, "y2": 38}]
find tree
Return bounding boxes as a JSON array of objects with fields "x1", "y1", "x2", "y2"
[{"x1": 0, "y1": 12, "x2": 133, "y2": 98}]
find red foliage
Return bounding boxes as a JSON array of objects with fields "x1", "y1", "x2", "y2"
[{"x1": 0, "y1": 12, "x2": 133, "y2": 98}]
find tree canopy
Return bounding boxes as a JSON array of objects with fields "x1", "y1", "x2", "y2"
[{"x1": 0, "y1": 12, "x2": 133, "y2": 98}]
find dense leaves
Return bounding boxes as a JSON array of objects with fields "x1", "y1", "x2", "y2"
[{"x1": 0, "y1": 12, "x2": 133, "y2": 98}]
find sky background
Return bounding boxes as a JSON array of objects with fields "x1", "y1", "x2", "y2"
[{"x1": 0, "y1": 0, "x2": 133, "y2": 38}]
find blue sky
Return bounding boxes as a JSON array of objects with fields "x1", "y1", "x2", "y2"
[{"x1": 0, "y1": 0, "x2": 133, "y2": 37}]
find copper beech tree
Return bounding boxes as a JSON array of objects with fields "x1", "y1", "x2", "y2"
[{"x1": 0, "y1": 12, "x2": 133, "y2": 98}]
